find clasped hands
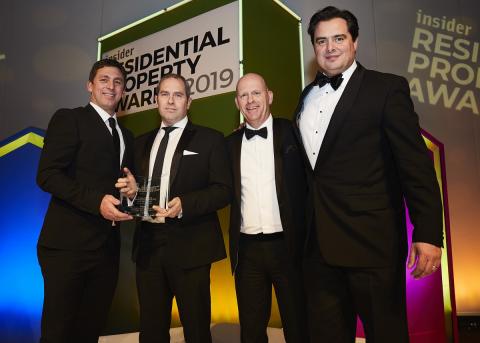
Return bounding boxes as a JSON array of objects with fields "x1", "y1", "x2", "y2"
[{"x1": 114, "y1": 167, "x2": 182, "y2": 219}]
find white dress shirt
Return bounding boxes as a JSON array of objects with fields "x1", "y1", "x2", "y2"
[
  {"x1": 299, "y1": 61, "x2": 357, "y2": 169},
  {"x1": 144, "y1": 115, "x2": 188, "y2": 222},
  {"x1": 90, "y1": 102, "x2": 125, "y2": 168},
  {"x1": 240, "y1": 115, "x2": 283, "y2": 234}
]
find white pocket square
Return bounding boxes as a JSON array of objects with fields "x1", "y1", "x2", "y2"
[{"x1": 183, "y1": 150, "x2": 198, "y2": 156}]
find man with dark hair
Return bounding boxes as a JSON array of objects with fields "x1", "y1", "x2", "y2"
[
  {"x1": 37, "y1": 58, "x2": 134, "y2": 343},
  {"x1": 89, "y1": 58, "x2": 128, "y2": 84},
  {"x1": 154, "y1": 72, "x2": 191, "y2": 98},
  {"x1": 307, "y1": 6, "x2": 359, "y2": 43},
  {"x1": 118, "y1": 73, "x2": 231, "y2": 343},
  {"x1": 226, "y1": 73, "x2": 308, "y2": 343},
  {"x1": 294, "y1": 6, "x2": 443, "y2": 342}
]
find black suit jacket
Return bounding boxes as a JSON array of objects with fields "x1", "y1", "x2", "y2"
[
  {"x1": 37, "y1": 104, "x2": 134, "y2": 250},
  {"x1": 293, "y1": 63, "x2": 443, "y2": 267},
  {"x1": 133, "y1": 121, "x2": 231, "y2": 269},
  {"x1": 226, "y1": 118, "x2": 308, "y2": 273}
]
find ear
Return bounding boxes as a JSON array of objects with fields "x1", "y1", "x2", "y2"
[
  {"x1": 86, "y1": 81, "x2": 93, "y2": 93},
  {"x1": 234, "y1": 97, "x2": 240, "y2": 110},
  {"x1": 353, "y1": 37, "x2": 359, "y2": 51},
  {"x1": 186, "y1": 96, "x2": 192, "y2": 110},
  {"x1": 268, "y1": 90, "x2": 273, "y2": 105}
]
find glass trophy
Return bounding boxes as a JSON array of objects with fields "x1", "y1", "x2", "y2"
[{"x1": 119, "y1": 176, "x2": 161, "y2": 218}]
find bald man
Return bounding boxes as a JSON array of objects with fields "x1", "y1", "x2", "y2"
[{"x1": 226, "y1": 73, "x2": 308, "y2": 343}]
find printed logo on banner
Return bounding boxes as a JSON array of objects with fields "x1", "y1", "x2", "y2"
[
  {"x1": 103, "y1": 2, "x2": 239, "y2": 116},
  {"x1": 407, "y1": 9, "x2": 478, "y2": 115}
]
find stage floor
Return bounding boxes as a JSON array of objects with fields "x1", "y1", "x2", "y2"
[{"x1": 99, "y1": 324, "x2": 367, "y2": 343}]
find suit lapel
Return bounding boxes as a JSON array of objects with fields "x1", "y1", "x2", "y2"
[
  {"x1": 85, "y1": 104, "x2": 120, "y2": 169},
  {"x1": 86, "y1": 104, "x2": 114, "y2": 148},
  {"x1": 293, "y1": 83, "x2": 315, "y2": 168},
  {"x1": 294, "y1": 82, "x2": 316, "y2": 123},
  {"x1": 272, "y1": 119, "x2": 284, "y2": 202},
  {"x1": 118, "y1": 124, "x2": 130, "y2": 168},
  {"x1": 232, "y1": 129, "x2": 244, "y2": 204},
  {"x1": 169, "y1": 121, "x2": 195, "y2": 188},
  {"x1": 314, "y1": 64, "x2": 365, "y2": 171}
]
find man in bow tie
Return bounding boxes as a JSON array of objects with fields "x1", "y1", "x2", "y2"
[
  {"x1": 294, "y1": 6, "x2": 444, "y2": 342},
  {"x1": 226, "y1": 73, "x2": 308, "y2": 342},
  {"x1": 118, "y1": 73, "x2": 232, "y2": 343}
]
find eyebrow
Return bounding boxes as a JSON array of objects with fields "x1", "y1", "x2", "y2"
[
  {"x1": 238, "y1": 89, "x2": 263, "y2": 96},
  {"x1": 159, "y1": 90, "x2": 185, "y2": 95}
]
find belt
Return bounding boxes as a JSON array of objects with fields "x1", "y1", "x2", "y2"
[
  {"x1": 240, "y1": 232, "x2": 284, "y2": 241},
  {"x1": 142, "y1": 218, "x2": 178, "y2": 230}
]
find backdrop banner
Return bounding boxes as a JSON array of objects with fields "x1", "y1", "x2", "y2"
[{"x1": 102, "y1": 1, "x2": 239, "y2": 116}]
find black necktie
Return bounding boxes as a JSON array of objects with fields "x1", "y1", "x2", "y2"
[
  {"x1": 108, "y1": 117, "x2": 120, "y2": 164},
  {"x1": 245, "y1": 127, "x2": 268, "y2": 140},
  {"x1": 152, "y1": 126, "x2": 177, "y2": 178},
  {"x1": 315, "y1": 72, "x2": 343, "y2": 90}
]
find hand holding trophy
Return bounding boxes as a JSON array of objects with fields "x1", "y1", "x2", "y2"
[
  {"x1": 116, "y1": 167, "x2": 137, "y2": 198},
  {"x1": 150, "y1": 173, "x2": 183, "y2": 221},
  {"x1": 152, "y1": 196, "x2": 183, "y2": 219},
  {"x1": 116, "y1": 167, "x2": 161, "y2": 219}
]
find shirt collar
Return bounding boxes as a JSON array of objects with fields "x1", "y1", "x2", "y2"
[
  {"x1": 338, "y1": 60, "x2": 357, "y2": 85},
  {"x1": 245, "y1": 114, "x2": 272, "y2": 131},
  {"x1": 90, "y1": 102, "x2": 117, "y2": 123},
  {"x1": 161, "y1": 115, "x2": 188, "y2": 129},
  {"x1": 315, "y1": 60, "x2": 357, "y2": 92}
]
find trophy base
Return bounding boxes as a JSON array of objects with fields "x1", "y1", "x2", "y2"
[{"x1": 122, "y1": 206, "x2": 154, "y2": 217}]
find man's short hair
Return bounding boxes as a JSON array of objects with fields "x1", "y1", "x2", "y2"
[
  {"x1": 89, "y1": 58, "x2": 127, "y2": 86},
  {"x1": 308, "y1": 6, "x2": 359, "y2": 44},
  {"x1": 157, "y1": 73, "x2": 191, "y2": 99}
]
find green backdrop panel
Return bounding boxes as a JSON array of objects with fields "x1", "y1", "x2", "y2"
[{"x1": 242, "y1": 0, "x2": 302, "y2": 119}]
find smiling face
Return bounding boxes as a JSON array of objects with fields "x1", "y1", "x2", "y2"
[
  {"x1": 87, "y1": 66, "x2": 125, "y2": 115},
  {"x1": 313, "y1": 17, "x2": 358, "y2": 77},
  {"x1": 235, "y1": 73, "x2": 273, "y2": 129},
  {"x1": 156, "y1": 77, "x2": 191, "y2": 126}
]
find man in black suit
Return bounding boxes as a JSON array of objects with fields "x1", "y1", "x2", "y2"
[
  {"x1": 294, "y1": 6, "x2": 444, "y2": 342},
  {"x1": 226, "y1": 73, "x2": 307, "y2": 343},
  {"x1": 36, "y1": 58, "x2": 134, "y2": 343},
  {"x1": 118, "y1": 73, "x2": 231, "y2": 343}
]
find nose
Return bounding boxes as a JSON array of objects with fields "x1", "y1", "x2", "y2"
[
  {"x1": 326, "y1": 40, "x2": 335, "y2": 53},
  {"x1": 167, "y1": 94, "x2": 174, "y2": 103},
  {"x1": 247, "y1": 93, "x2": 254, "y2": 103},
  {"x1": 106, "y1": 79, "x2": 115, "y2": 89}
]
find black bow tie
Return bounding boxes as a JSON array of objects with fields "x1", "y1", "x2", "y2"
[
  {"x1": 245, "y1": 127, "x2": 268, "y2": 140},
  {"x1": 315, "y1": 72, "x2": 344, "y2": 90}
]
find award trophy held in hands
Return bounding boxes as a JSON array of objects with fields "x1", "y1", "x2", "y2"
[{"x1": 116, "y1": 168, "x2": 170, "y2": 222}]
